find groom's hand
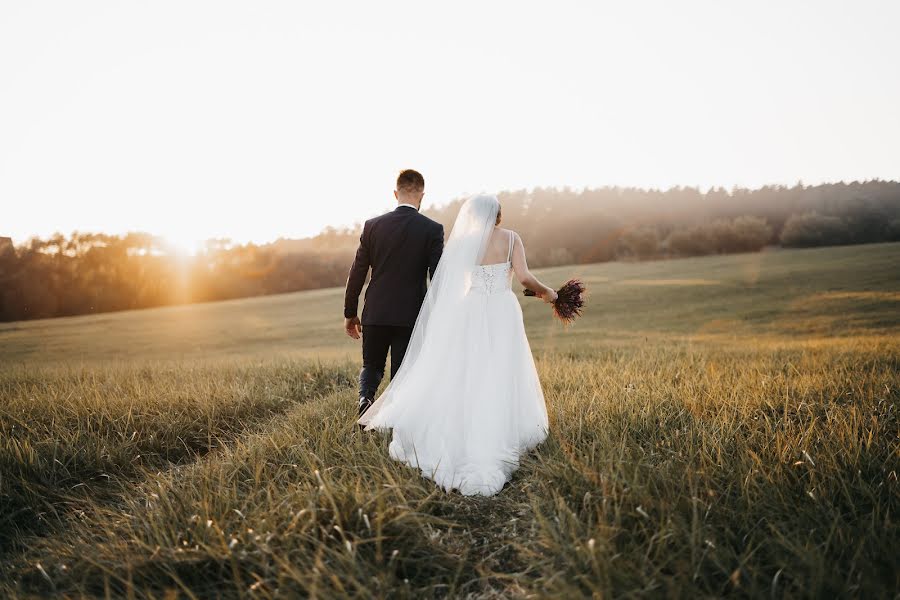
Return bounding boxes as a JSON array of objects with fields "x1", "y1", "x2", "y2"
[{"x1": 344, "y1": 316, "x2": 362, "y2": 340}]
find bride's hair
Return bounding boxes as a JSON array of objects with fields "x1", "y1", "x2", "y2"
[{"x1": 496, "y1": 203, "x2": 502, "y2": 225}]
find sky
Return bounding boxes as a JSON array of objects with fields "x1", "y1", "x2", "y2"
[{"x1": 2, "y1": 1, "x2": 898, "y2": 249}]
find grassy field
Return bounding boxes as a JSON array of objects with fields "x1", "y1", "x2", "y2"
[{"x1": 1, "y1": 243, "x2": 898, "y2": 598}]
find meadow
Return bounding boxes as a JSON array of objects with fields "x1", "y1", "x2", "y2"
[{"x1": 1, "y1": 243, "x2": 898, "y2": 598}]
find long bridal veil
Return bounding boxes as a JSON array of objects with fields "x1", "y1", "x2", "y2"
[{"x1": 359, "y1": 194, "x2": 499, "y2": 427}]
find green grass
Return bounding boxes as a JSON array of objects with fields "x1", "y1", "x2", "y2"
[{"x1": 1, "y1": 243, "x2": 898, "y2": 598}]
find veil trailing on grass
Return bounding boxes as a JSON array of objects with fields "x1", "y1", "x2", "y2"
[{"x1": 359, "y1": 194, "x2": 499, "y2": 427}]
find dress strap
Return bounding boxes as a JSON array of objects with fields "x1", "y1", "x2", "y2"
[{"x1": 507, "y1": 230, "x2": 514, "y2": 263}]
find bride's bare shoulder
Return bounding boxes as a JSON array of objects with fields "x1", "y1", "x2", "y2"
[{"x1": 496, "y1": 227, "x2": 521, "y2": 243}]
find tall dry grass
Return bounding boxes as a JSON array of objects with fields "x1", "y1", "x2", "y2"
[{"x1": 1, "y1": 340, "x2": 897, "y2": 598}]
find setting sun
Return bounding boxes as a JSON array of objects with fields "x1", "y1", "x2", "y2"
[{"x1": 161, "y1": 232, "x2": 206, "y2": 257}]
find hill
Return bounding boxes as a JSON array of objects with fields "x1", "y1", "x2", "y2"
[{"x1": 2, "y1": 242, "x2": 898, "y2": 366}]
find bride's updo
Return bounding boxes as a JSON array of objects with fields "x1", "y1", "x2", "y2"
[{"x1": 496, "y1": 203, "x2": 502, "y2": 226}]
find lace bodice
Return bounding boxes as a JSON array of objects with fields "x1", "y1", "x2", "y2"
[
  {"x1": 469, "y1": 261, "x2": 513, "y2": 295},
  {"x1": 469, "y1": 231, "x2": 514, "y2": 296}
]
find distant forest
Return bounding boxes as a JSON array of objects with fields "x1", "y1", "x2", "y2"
[{"x1": 3, "y1": 180, "x2": 899, "y2": 322}]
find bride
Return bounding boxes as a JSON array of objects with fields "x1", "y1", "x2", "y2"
[{"x1": 358, "y1": 194, "x2": 557, "y2": 496}]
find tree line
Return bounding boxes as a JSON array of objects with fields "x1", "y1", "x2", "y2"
[{"x1": 2, "y1": 180, "x2": 898, "y2": 321}]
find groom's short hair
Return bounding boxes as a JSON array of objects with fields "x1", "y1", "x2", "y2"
[{"x1": 397, "y1": 169, "x2": 425, "y2": 193}]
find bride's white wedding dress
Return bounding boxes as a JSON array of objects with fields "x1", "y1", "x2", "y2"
[{"x1": 359, "y1": 194, "x2": 549, "y2": 496}]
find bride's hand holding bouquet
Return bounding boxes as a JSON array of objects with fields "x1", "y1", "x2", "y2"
[{"x1": 524, "y1": 279, "x2": 585, "y2": 324}]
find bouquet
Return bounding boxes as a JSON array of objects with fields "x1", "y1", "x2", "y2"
[{"x1": 524, "y1": 279, "x2": 586, "y2": 324}]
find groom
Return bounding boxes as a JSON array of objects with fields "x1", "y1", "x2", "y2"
[{"x1": 344, "y1": 169, "x2": 444, "y2": 417}]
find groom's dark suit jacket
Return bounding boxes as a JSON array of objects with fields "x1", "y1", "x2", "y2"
[{"x1": 344, "y1": 205, "x2": 444, "y2": 327}]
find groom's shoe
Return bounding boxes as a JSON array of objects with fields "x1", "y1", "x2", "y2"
[
  {"x1": 357, "y1": 397, "x2": 374, "y2": 432},
  {"x1": 358, "y1": 396, "x2": 374, "y2": 418}
]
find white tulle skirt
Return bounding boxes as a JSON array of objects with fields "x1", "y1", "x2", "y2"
[{"x1": 362, "y1": 288, "x2": 549, "y2": 496}]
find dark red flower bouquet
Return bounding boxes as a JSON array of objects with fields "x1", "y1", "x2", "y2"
[{"x1": 524, "y1": 279, "x2": 586, "y2": 324}]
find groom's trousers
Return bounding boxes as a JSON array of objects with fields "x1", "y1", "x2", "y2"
[{"x1": 359, "y1": 324, "x2": 413, "y2": 400}]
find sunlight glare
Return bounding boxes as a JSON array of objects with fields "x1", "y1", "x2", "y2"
[{"x1": 162, "y1": 232, "x2": 206, "y2": 257}]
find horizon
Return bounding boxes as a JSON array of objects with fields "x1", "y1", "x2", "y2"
[
  {"x1": 6, "y1": 178, "x2": 898, "y2": 250},
  {"x1": 3, "y1": 1, "x2": 899, "y2": 248}
]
